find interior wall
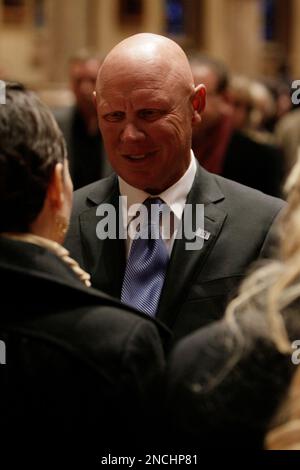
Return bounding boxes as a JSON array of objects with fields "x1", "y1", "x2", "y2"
[
  {"x1": 96, "y1": 0, "x2": 165, "y2": 55},
  {"x1": 0, "y1": 0, "x2": 299, "y2": 89}
]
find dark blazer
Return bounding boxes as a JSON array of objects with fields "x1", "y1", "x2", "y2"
[
  {"x1": 0, "y1": 237, "x2": 166, "y2": 458},
  {"x1": 163, "y1": 313, "x2": 294, "y2": 449},
  {"x1": 65, "y1": 163, "x2": 285, "y2": 342}
]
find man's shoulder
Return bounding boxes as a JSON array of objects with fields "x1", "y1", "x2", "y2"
[
  {"x1": 32, "y1": 298, "x2": 165, "y2": 362},
  {"x1": 218, "y1": 173, "x2": 283, "y2": 207},
  {"x1": 194, "y1": 164, "x2": 285, "y2": 213},
  {"x1": 219, "y1": 177, "x2": 285, "y2": 239},
  {"x1": 72, "y1": 174, "x2": 117, "y2": 215},
  {"x1": 67, "y1": 301, "x2": 159, "y2": 337}
]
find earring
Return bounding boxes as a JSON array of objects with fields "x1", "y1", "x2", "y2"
[{"x1": 55, "y1": 215, "x2": 68, "y2": 241}]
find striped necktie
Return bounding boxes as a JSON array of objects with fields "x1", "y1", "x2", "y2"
[{"x1": 121, "y1": 197, "x2": 169, "y2": 317}]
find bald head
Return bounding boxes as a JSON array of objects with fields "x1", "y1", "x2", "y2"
[
  {"x1": 97, "y1": 33, "x2": 194, "y2": 95},
  {"x1": 94, "y1": 33, "x2": 206, "y2": 193}
]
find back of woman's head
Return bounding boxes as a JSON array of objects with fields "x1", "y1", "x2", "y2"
[{"x1": 0, "y1": 82, "x2": 67, "y2": 232}]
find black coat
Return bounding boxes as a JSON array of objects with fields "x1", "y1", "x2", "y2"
[
  {"x1": 0, "y1": 237, "x2": 166, "y2": 459},
  {"x1": 222, "y1": 131, "x2": 284, "y2": 198},
  {"x1": 164, "y1": 312, "x2": 294, "y2": 449},
  {"x1": 65, "y1": 162, "x2": 285, "y2": 343}
]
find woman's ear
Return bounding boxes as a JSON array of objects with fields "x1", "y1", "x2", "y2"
[
  {"x1": 47, "y1": 163, "x2": 65, "y2": 210},
  {"x1": 192, "y1": 84, "x2": 206, "y2": 114}
]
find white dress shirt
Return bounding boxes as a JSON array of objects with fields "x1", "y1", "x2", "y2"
[{"x1": 119, "y1": 151, "x2": 197, "y2": 258}]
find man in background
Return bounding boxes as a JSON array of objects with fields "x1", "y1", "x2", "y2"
[
  {"x1": 53, "y1": 50, "x2": 112, "y2": 190},
  {"x1": 191, "y1": 55, "x2": 284, "y2": 198}
]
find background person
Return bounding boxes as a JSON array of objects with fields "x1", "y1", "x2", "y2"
[
  {"x1": 164, "y1": 155, "x2": 300, "y2": 449},
  {"x1": 53, "y1": 50, "x2": 112, "y2": 190},
  {"x1": 275, "y1": 108, "x2": 300, "y2": 177},
  {"x1": 191, "y1": 55, "x2": 284, "y2": 197},
  {"x1": 0, "y1": 82, "x2": 165, "y2": 457}
]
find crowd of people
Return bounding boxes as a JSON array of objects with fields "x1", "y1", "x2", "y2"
[{"x1": 1, "y1": 33, "x2": 300, "y2": 461}]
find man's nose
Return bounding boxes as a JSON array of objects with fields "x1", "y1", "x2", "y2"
[{"x1": 120, "y1": 122, "x2": 145, "y2": 143}]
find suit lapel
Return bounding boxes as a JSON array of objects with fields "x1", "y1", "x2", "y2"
[
  {"x1": 78, "y1": 166, "x2": 228, "y2": 322},
  {"x1": 79, "y1": 176, "x2": 126, "y2": 298},
  {"x1": 157, "y1": 165, "x2": 227, "y2": 328}
]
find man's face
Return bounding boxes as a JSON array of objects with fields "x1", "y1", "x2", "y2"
[
  {"x1": 96, "y1": 64, "x2": 193, "y2": 194},
  {"x1": 70, "y1": 59, "x2": 100, "y2": 113}
]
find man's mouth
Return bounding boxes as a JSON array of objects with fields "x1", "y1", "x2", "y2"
[
  {"x1": 126, "y1": 154, "x2": 146, "y2": 160},
  {"x1": 123, "y1": 151, "x2": 156, "y2": 161}
]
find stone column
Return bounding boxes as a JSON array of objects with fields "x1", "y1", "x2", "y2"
[
  {"x1": 143, "y1": 0, "x2": 165, "y2": 34},
  {"x1": 227, "y1": 0, "x2": 263, "y2": 76},
  {"x1": 95, "y1": 0, "x2": 165, "y2": 56},
  {"x1": 201, "y1": 0, "x2": 263, "y2": 77},
  {"x1": 46, "y1": 0, "x2": 88, "y2": 83},
  {"x1": 201, "y1": 0, "x2": 229, "y2": 61}
]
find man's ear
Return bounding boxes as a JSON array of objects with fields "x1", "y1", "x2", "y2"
[
  {"x1": 192, "y1": 84, "x2": 206, "y2": 114},
  {"x1": 47, "y1": 163, "x2": 65, "y2": 211}
]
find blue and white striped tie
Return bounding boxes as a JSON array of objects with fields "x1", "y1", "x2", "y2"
[{"x1": 121, "y1": 198, "x2": 169, "y2": 317}]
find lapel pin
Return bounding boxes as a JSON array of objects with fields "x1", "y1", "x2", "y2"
[{"x1": 196, "y1": 228, "x2": 211, "y2": 240}]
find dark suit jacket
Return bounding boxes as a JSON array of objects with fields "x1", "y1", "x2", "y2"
[
  {"x1": 65, "y1": 163, "x2": 285, "y2": 343},
  {"x1": 163, "y1": 312, "x2": 294, "y2": 449},
  {"x1": 0, "y1": 237, "x2": 165, "y2": 459}
]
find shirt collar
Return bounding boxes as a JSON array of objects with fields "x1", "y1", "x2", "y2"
[{"x1": 118, "y1": 151, "x2": 197, "y2": 219}]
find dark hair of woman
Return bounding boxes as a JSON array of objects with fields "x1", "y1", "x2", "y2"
[{"x1": 0, "y1": 82, "x2": 67, "y2": 232}]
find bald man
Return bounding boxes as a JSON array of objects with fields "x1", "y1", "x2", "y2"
[{"x1": 65, "y1": 33, "x2": 284, "y2": 343}]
